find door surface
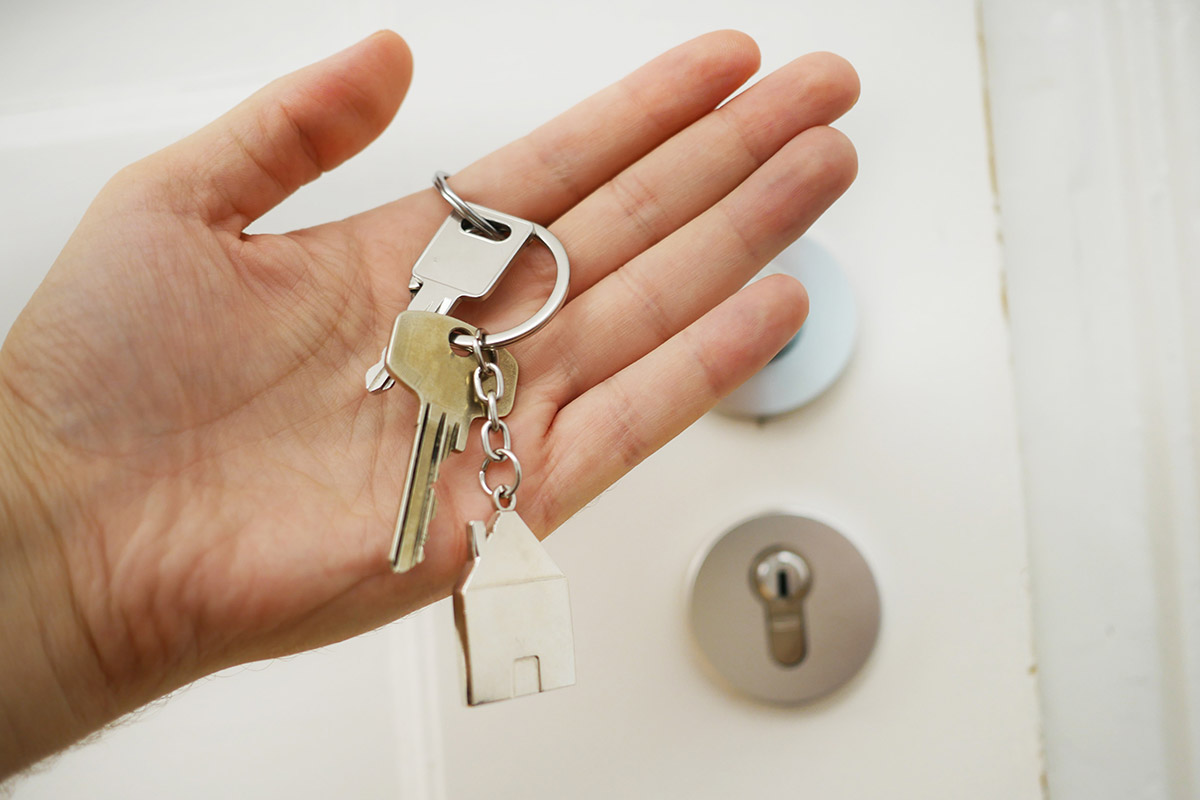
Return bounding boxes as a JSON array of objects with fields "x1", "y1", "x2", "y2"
[{"x1": 2, "y1": 2, "x2": 1045, "y2": 798}]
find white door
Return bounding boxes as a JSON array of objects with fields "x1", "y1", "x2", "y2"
[{"x1": 2, "y1": 1, "x2": 1061, "y2": 797}]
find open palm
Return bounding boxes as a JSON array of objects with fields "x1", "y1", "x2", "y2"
[{"x1": 0, "y1": 30, "x2": 857, "y2": 713}]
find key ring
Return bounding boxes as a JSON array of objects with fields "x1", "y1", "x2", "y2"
[
  {"x1": 434, "y1": 171, "x2": 506, "y2": 240},
  {"x1": 434, "y1": 172, "x2": 571, "y2": 351}
]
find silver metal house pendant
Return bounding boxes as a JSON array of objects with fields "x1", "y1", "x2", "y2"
[{"x1": 453, "y1": 510, "x2": 576, "y2": 705}]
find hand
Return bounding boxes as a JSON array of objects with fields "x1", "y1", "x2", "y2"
[{"x1": 0, "y1": 30, "x2": 857, "y2": 775}]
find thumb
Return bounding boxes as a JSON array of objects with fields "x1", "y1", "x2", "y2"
[{"x1": 146, "y1": 30, "x2": 412, "y2": 231}]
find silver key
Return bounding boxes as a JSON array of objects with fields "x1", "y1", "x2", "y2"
[
  {"x1": 407, "y1": 206, "x2": 534, "y2": 313},
  {"x1": 386, "y1": 311, "x2": 518, "y2": 572},
  {"x1": 366, "y1": 207, "x2": 534, "y2": 393},
  {"x1": 454, "y1": 510, "x2": 576, "y2": 705}
]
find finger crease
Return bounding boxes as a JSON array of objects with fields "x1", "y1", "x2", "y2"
[
  {"x1": 604, "y1": 372, "x2": 653, "y2": 471},
  {"x1": 519, "y1": 134, "x2": 587, "y2": 214},
  {"x1": 272, "y1": 96, "x2": 326, "y2": 179},
  {"x1": 607, "y1": 168, "x2": 669, "y2": 248},
  {"x1": 223, "y1": 128, "x2": 290, "y2": 224},
  {"x1": 716, "y1": 197, "x2": 768, "y2": 265},
  {"x1": 614, "y1": 263, "x2": 676, "y2": 346},
  {"x1": 540, "y1": 320, "x2": 591, "y2": 406},
  {"x1": 616, "y1": 77, "x2": 673, "y2": 146},
  {"x1": 716, "y1": 105, "x2": 771, "y2": 170},
  {"x1": 680, "y1": 324, "x2": 727, "y2": 404}
]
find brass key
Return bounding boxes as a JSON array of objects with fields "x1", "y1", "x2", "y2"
[{"x1": 385, "y1": 311, "x2": 517, "y2": 572}]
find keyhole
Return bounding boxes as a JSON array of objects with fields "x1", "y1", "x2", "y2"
[{"x1": 751, "y1": 548, "x2": 812, "y2": 667}]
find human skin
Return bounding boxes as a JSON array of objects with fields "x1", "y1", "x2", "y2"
[{"x1": 0, "y1": 30, "x2": 858, "y2": 778}]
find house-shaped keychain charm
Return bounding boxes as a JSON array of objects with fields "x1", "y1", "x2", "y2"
[{"x1": 453, "y1": 510, "x2": 576, "y2": 705}]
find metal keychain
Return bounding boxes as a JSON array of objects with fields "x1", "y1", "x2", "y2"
[
  {"x1": 364, "y1": 171, "x2": 577, "y2": 703},
  {"x1": 454, "y1": 327, "x2": 576, "y2": 705},
  {"x1": 368, "y1": 172, "x2": 571, "y2": 573},
  {"x1": 470, "y1": 331, "x2": 522, "y2": 513}
]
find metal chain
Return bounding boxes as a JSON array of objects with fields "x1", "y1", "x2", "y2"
[{"x1": 470, "y1": 329, "x2": 522, "y2": 512}]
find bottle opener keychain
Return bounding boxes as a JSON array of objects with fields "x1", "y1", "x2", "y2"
[{"x1": 364, "y1": 172, "x2": 575, "y2": 705}]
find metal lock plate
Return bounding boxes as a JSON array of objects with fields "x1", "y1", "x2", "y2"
[{"x1": 688, "y1": 513, "x2": 881, "y2": 705}]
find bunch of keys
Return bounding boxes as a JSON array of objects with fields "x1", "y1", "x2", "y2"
[{"x1": 364, "y1": 172, "x2": 576, "y2": 705}]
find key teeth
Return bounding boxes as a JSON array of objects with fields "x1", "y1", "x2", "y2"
[
  {"x1": 447, "y1": 422, "x2": 467, "y2": 454},
  {"x1": 419, "y1": 490, "x2": 437, "y2": 563},
  {"x1": 390, "y1": 404, "x2": 452, "y2": 573}
]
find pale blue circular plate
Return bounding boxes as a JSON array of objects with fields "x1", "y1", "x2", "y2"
[{"x1": 716, "y1": 237, "x2": 857, "y2": 419}]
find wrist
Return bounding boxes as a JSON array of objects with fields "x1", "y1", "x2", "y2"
[{"x1": 0, "y1": 381, "x2": 117, "y2": 779}]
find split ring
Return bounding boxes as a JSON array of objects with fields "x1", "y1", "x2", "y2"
[{"x1": 433, "y1": 171, "x2": 504, "y2": 240}]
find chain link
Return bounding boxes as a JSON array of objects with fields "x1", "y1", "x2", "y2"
[{"x1": 470, "y1": 328, "x2": 522, "y2": 511}]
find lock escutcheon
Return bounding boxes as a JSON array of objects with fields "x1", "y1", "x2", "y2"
[{"x1": 689, "y1": 513, "x2": 881, "y2": 706}]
